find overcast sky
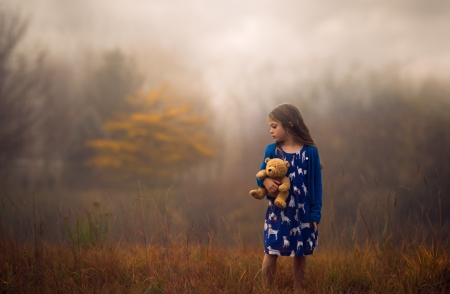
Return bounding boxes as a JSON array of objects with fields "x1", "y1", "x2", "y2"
[{"x1": 5, "y1": 0, "x2": 450, "y2": 109}]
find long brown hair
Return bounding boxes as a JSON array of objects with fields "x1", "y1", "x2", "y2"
[{"x1": 269, "y1": 103, "x2": 315, "y2": 146}]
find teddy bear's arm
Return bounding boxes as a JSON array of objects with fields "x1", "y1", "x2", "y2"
[
  {"x1": 256, "y1": 170, "x2": 268, "y2": 180},
  {"x1": 277, "y1": 177, "x2": 291, "y2": 192}
]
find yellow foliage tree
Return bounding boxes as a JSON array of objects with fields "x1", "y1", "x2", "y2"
[{"x1": 86, "y1": 85, "x2": 216, "y2": 179}]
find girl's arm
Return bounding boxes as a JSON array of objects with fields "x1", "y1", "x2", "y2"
[
  {"x1": 309, "y1": 147, "x2": 322, "y2": 224},
  {"x1": 256, "y1": 145, "x2": 271, "y2": 187}
]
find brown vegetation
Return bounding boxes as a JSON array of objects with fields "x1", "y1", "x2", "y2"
[
  {"x1": 1, "y1": 171, "x2": 449, "y2": 293},
  {"x1": 1, "y1": 196, "x2": 449, "y2": 293},
  {"x1": 1, "y1": 243, "x2": 449, "y2": 293}
]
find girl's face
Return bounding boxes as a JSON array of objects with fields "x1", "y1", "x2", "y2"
[{"x1": 268, "y1": 119, "x2": 289, "y2": 142}]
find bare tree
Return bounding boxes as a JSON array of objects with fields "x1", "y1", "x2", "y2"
[
  {"x1": 0, "y1": 10, "x2": 30, "y2": 168},
  {"x1": 0, "y1": 8, "x2": 47, "y2": 186}
]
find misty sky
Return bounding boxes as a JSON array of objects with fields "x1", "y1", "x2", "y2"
[{"x1": 5, "y1": 0, "x2": 450, "y2": 111}]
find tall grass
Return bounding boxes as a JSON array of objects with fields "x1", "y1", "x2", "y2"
[
  {"x1": 1, "y1": 172, "x2": 449, "y2": 293},
  {"x1": 1, "y1": 235, "x2": 449, "y2": 293}
]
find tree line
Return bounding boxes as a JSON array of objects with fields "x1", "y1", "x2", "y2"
[{"x1": 0, "y1": 9, "x2": 217, "y2": 192}]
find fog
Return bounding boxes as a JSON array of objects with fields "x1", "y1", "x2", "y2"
[
  {"x1": 13, "y1": 0, "x2": 450, "y2": 133},
  {"x1": 7, "y1": 0, "x2": 450, "y2": 122},
  {"x1": 14, "y1": 1, "x2": 450, "y2": 78},
  {"x1": 1, "y1": 0, "x2": 449, "y2": 247}
]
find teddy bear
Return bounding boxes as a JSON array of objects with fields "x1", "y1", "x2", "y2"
[{"x1": 249, "y1": 158, "x2": 290, "y2": 208}]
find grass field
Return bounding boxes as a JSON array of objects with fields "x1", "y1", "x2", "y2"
[
  {"x1": 1, "y1": 177, "x2": 449, "y2": 293},
  {"x1": 1, "y1": 238, "x2": 449, "y2": 293}
]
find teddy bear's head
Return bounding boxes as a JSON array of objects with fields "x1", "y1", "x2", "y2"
[{"x1": 264, "y1": 158, "x2": 290, "y2": 178}]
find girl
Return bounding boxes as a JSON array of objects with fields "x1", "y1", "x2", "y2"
[{"x1": 255, "y1": 103, "x2": 322, "y2": 292}]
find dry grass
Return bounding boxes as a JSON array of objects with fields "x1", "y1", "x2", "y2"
[
  {"x1": 1, "y1": 238, "x2": 449, "y2": 293},
  {"x1": 1, "y1": 172, "x2": 449, "y2": 293}
]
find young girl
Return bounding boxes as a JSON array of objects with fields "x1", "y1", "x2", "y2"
[{"x1": 254, "y1": 103, "x2": 322, "y2": 291}]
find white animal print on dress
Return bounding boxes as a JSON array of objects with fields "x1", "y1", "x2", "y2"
[
  {"x1": 294, "y1": 210, "x2": 298, "y2": 221},
  {"x1": 306, "y1": 238, "x2": 313, "y2": 248},
  {"x1": 290, "y1": 227, "x2": 300, "y2": 236},
  {"x1": 298, "y1": 203, "x2": 305, "y2": 214},
  {"x1": 293, "y1": 186, "x2": 301, "y2": 195},
  {"x1": 267, "y1": 246, "x2": 281, "y2": 256},
  {"x1": 268, "y1": 201, "x2": 273, "y2": 207},
  {"x1": 283, "y1": 236, "x2": 290, "y2": 248},
  {"x1": 289, "y1": 172, "x2": 295, "y2": 180},
  {"x1": 268, "y1": 213, "x2": 277, "y2": 222},
  {"x1": 264, "y1": 221, "x2": 267, "y2": 231},
  {"x1": 302, "y1": 183, "x2": 308, "y2": 195},
  {"x1": 300, "y1": 222, "x2": 310, "y2": 230},
  {"x1": 288, "y1": 196, "x2": 295, "y2": 207},
  {"x1": 280, "y1": 211, "x2": 291, "y2": 225},
  {"x1": 267, "y1": 225, "x2": 278, "y2": 240},
  {"x1": 297, "y1": 167, "x2": 303, "y2": 175},
  {"x1": 297, "y1": 241, "x2": 303, "y2": 250},
  {"x1": 302, "y1": 151, "x2": 306, "y2": 163},
  {"x1": 290, "y1": 250, "x2": 295, "y2": 257}
]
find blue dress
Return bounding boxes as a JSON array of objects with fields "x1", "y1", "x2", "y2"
[{"x1": 264, "y1": 147, "x2": 318, "y2": 256}]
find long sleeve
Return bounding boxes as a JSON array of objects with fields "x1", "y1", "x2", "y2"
[
  {"x1": 256, "y1": 146, "x2": 269, "y2": 187},
  {"x1": 308, "y1": 146, "x2": 322, "y2": 224},
  {"x1": 256, "y1": 143, "x2": 277, "y2": 187}
]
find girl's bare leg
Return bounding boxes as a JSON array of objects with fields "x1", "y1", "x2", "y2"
[
  {"x1": 262, "y1": 253, "x2": 278, "y2": 289},
  {"x1": 293, "y1": 256, "x2": 306, "y2": 292}
]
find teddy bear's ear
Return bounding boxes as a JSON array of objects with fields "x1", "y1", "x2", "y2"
[
  {"x1": 265, "y1": 158, "x2": 271, "y2": 164},
  {"x1": 285, "y1": 161, "x2": 290, "y2": 168}
]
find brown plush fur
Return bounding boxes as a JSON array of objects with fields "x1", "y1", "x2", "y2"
[{"x1": 249, "y1": 158, "x2": 290, "y2": 208}]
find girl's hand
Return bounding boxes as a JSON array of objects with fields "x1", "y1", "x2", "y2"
[
  {"x1": 263, "y1": 178, "x2": 281, "y2": 194},
  {"x1": 310, "y1": 222, "x2": 318, "y2": 231}
]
